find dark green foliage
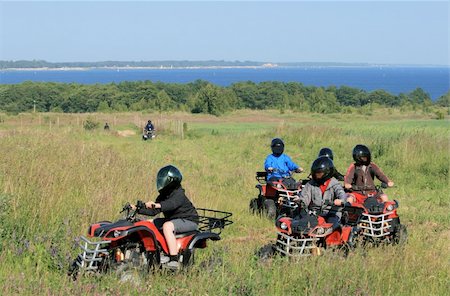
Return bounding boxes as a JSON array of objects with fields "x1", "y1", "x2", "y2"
[
  {"x1": 0, "y1": 80, "x2": 442, "y2": 116},
  {"x1": 436, "y1": 91, "x2": 449, "y2": 107}
]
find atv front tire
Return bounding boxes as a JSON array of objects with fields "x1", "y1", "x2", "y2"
[
  {"x1": 393, "y1": 224, "x2": 408, "y2": 245},
  {"x1": 264, "y1": 199, "x2": 277, "y2": 219}
]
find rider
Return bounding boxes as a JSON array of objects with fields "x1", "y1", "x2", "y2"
[
  {"x1": 317, "y1": 147, "x2": 344, "y2": 181},
  {"x1": 132, "y1": 165, "x2": 198, "y2": 270},
  {"x1": 145, "y1": 120, "x2": 154, "y2": 132},
  {"x1": 344, "y1": 144, "x2": 394, "y2": 203},
  {"x1": 264, "y1": 138, "x2": 303, "y2": 189},
  {"x1": 293, "y1": 156, "x2": 347, "y2": 230}
]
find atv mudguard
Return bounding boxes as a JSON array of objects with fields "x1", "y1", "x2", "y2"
[
  {"x1": 187, "y1": 232, "x2": 221, "y2": 250},
  {"x1": 108, "y1": 225, "x2": 160, "y2": 252}
]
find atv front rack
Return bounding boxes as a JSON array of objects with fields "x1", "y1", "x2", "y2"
[
  {"x1": 359, "y1": 212, "x2": 393, "y2": 238},
  {"x1": 196, "y1": 208, "x2": 233, "y2": 234},
  {"x1": 75, "y1": 236, "x2": 111, "y2": 272},
  {"x1": 275, "y1": 232, "x2": 319, "y2": 257}
]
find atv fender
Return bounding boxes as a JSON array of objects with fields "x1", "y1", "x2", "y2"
[
  {"x1": 256, "y1": 184, "x2": 263, "y2": 196},
  {"x1": 110, "y1": 226, "x2": 159, "y2": 252},
  {"x1": 187, "y1": 232, "x2": 221, "y2": 250}
]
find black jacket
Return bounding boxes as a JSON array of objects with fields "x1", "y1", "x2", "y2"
[{"x1": 138, "y1": 186, "x2": 198, "y2": 222}]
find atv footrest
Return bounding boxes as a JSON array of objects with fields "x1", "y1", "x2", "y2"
[
  {"x1": 76, "y1": 236, "x2": 111, "y2": 271},
  {"x1": 275, "y1": 232, "x2": 319, "y2": 257}
]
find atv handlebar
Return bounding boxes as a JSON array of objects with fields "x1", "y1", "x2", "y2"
[{"x1": 349, "y1": 182, "x2": 390, "y2": 193}]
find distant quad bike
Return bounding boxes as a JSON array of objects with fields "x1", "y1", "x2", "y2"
[
  {"x1": 68, "y1": 201, "x2": 232, "y2": 279},
  {"x1": 258, "y1": 197, "x2": 364, "y2": 259},
  {"x1": 347, "y1": 183, "x2": 407, "y2": 246},
  {"x1": 142, "y1": 129, "x2": 156, "y2": 140},
  {"x1": 250, "y1": 171, "x2": 304, "y2": 219}
]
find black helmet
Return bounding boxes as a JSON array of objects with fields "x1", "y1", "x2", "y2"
[
  {"x1": 156, "y1": 165, "x2": 182, "y2": 192},
  {"x1": 271, "y1": 138, "x2": 284, "y2": 156},
  {"x1": 352, "y1": 144, "x2": 371, "y2": 165},
  {"x1": 318, "y1": 147, "x2": 334, "y2": 160},
  {"x1": 311, "y1": 156, "x2": 335, "y2": 183}
]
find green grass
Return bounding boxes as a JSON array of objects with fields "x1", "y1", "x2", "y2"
[{"x1": 0, "y1": 110, "x2": 449, "y2": 295}]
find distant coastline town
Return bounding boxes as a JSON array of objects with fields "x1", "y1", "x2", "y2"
[{"x1": 1, "y1": 60, "x2": 417, "y2": 71}]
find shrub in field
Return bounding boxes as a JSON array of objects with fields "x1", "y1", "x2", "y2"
[{"x1": 83, "y1": 117, "x2": 99, "y2": 130}]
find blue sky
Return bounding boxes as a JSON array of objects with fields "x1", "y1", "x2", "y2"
[{"x1": 0, "y1": 1, "x2": 448, "y2": 65}]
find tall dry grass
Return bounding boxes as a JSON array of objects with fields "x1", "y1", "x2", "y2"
[{"x1": 0, "y1": 111, "x2": 448, "y2": 295}]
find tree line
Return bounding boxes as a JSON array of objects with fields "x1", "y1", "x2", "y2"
[{"x1": 0, "y1": 80, "x2": 448, "y2": 115}]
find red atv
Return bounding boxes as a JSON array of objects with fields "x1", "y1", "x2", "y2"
[
  {"x1": 258, "y1": 198, "x2": 364, "y2": 259},
  {"x1": 68, "y1": 201, "x2": 232, "y2": 279},
  {"x1": 250, "y1": 170, "x2": 304, "y2": 219},
  {"x1": 347, "y1": 183, "x2": 407, "y2": 245}
]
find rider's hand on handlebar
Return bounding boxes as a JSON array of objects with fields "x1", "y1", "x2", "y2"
[
  {"x1": 130, "y1": 204, "x2": 137, "y2": 210},
  {"x1": 344, "y1": 183, "x2": 352, "y2": 190},
  {"x1": 145, "y1": 201, "x2": 156, "y2": 209},
  {"x1": 334, "y1": 199, "x2": 343, "y2": 206},
  {"x1": 295, "y1": 168, "x2": 304, "y2": 173},
  {"x1": 267, "y1": 167, "x2": 274, "y2": 172}
]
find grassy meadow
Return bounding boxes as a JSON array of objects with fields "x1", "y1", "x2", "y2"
[{"x1": 0, "y1": 109, "x2": 449, "y2": 295}]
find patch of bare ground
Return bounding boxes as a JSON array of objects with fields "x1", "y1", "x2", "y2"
[{"x1": 115, "y1": 130, "x2": 136, "y2": 137}]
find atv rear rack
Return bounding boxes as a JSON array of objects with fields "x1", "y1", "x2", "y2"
[
  {"x1": 76, "y1": 236, "x2": 111, "y2": 271},
  {"x1": 359, "y1": 212, "x2": 393, "y2": 238},
  {"x1": 275, "y1": 232, "x2": 319, "y2": 257},
  {"x1": 196, "y1": 208, "x2": 233, "y2": 234}
]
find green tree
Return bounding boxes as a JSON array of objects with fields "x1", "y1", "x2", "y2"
[
  {"x1": 435, "y1": 91, "x2": 449, "y2": 107},
  {"x1": 97, "y1": 101, "x2": 111, "y2": 112},
  {"x1": 154, "y1": 90, "x2": 174, "y2": 112},
  {"x1": 193, "y1": 84, "x2": 228, "y2": 116}
]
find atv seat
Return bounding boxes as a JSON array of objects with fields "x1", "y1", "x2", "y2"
[
  {"x1": 175, "y1": 230, "x2": 199, "y2": 238},
  {"x1": 93, "y1": 220, "x2": 134, "y2": 237}
]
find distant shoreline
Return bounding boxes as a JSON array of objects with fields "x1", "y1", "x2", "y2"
[{"x1": 1, "y1": 64, "x2": 448, "y2": 71}]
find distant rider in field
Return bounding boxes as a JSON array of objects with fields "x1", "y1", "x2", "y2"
[
  {"x1": 344, "y1": 144, "x2": 394, "y2": 204},
  {"x1": 145, "y1": 120, "x2": 154, "y2": 132},
  {"x1": 264, "y1": 138, "x2": 304, "y2": 189}
]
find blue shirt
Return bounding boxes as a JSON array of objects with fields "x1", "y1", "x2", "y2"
[{"x1": 264, "y1": 154, "x2": 299, "y2": 180}]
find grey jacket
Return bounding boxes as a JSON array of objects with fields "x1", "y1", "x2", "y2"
[{"x1": 298, "y1": 177, "x2": 347, "y2": 215}]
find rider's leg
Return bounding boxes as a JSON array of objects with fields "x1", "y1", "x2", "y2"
[{"x1": 162, "y1": 221, "x2": 177, "y2": 256}]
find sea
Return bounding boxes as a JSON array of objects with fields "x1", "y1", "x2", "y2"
[{"x1": 1, "y1": 66, "x2": 449, "y2": 100}]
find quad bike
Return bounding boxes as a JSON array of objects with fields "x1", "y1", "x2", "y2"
[
  {"x1": 347, "y1": 183, "x2": 407, "y2": 246},
  {"x1": 68, "y1": 201, "x2": 232, "y2": 279},
  {"x1": 142, "y1": 129, "x2": 156, "y2": 140},
  {"x1": 250, "y1": 170, "x2": 305, "y2": 219},
  {"x1": 258, "y1": 196, "x2": 364, "y2": 259}
]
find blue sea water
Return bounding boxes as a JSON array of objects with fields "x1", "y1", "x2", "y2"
[{"x1": 0, "y1": 66, "x2": 449, "y2": 99}]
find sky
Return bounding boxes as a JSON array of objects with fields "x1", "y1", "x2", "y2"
[{"x1": 0, "y1": 1, "x2": 449, "y2": 65}]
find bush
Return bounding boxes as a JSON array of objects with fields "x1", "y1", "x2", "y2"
[
  {"x1": 83, "y1": 117, "x2": 99, "y2": 130},
  {"x1": 435, "y1": 110, "x2": 445, "y2": 120}
]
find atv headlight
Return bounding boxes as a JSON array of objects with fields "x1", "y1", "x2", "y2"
[
  {"x1": 280, "y1": 222, "x2": 288, "y2": 230},
  {"x1": 386, "y1": 204, "x2": 394, "y2": 211},
  {"x1": 108, "y1": 230, "x2": 127, "y2": 238}
]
